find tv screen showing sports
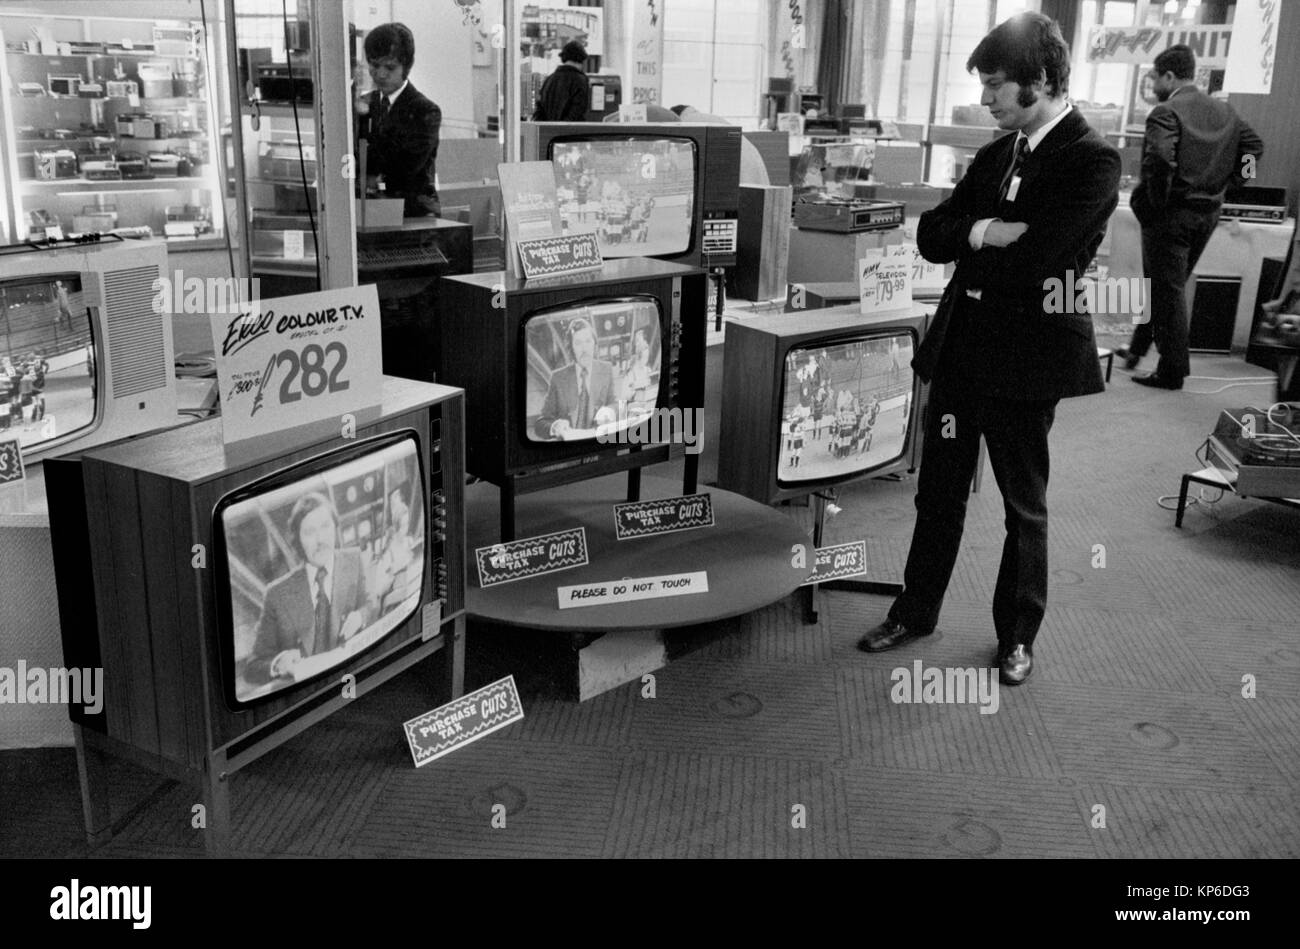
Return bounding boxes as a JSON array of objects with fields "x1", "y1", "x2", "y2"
[
  {"x1": 778, "y1": 333, "x2": 915, "y2": 484},
  {"x1": 0, "y1": 273, "x2": 95, "y2": 451},
  {"x1": 551, "y1": 138, "x2": 696, "y2": 258},
  {"x1": 525, "y1": 297, "x2": 663, "y2": 443},
  {"x1": 218, "y1": 434, "x2": 426, "y2": 704}
]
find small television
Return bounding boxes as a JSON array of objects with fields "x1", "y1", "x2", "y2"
[
  {"x1": 718, "y1": 304, "x2": 930, "y2": 505},
  {"x1": 439, "y1": 258, "x2": 708, "y2": 538},
  {"x1": 523, "y1": 122, "x2": 741, "y2": 270},
  {"x1": 0, "y1": 239, "x2": 177, "y2": 464},
  {"x1": 45, "y1": 377, "x2": 465, "y2": 760}
]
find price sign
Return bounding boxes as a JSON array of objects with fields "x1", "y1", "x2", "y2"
[
  {"x1": 210, "y1": 285, "x2": 382, "y2": 448},
  {"x1": 0, "y1": 438, "x2": 26, "y2": 487},
  {"x1": 892, "y1": 242, "x2": 945, "y2": 294},
  {"x1": 859, "y1": 248, "x2": 913, "y2": 313}
]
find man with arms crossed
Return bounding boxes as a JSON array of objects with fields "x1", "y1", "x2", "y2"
[{"x1": 858, "y1": 13, "x2": 1120, "y2": 686}]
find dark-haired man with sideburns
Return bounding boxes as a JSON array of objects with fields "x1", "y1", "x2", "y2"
[{"x1": 858, "y1": 13, "x2": 1120, "y2": 686}]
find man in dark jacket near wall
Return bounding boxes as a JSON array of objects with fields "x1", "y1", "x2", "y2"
[
  {"x1": 533, "y1": 40, "x2": 591, "y2": 121},
  {"x1": 1118, "y1": 44, "x2": 1264, "y2": 390},
  {"x1": 858, "y1": 13, "x2": 1120, "y2": 687}
]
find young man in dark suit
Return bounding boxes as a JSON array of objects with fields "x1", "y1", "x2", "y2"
[
  {"x1": 359, "y1": 22, "x2": 441, "y2": 217},
  {"x1": 1116, "y1": 45, "x2": 1264, "y2": 389},
  {"x1": 858, "y1": 12, "x2": 1121, "y2": 686}
]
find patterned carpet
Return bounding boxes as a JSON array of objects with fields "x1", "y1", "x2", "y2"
[{"x1": 2, "y1": 354, "x2": 1298, "y2": 859}]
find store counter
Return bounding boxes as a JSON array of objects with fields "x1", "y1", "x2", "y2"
[{"x1": 1102, "y1": 199, "x2": 1295, "y2": 351}]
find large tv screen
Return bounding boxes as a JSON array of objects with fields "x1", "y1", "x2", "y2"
[
  {"x1": 218, "y1": 434, "x2": 426, "y2": 704},
  {"x1": 551, "y1": 137, "x2": 696, "y2": 258},
  {"x1": 525, "y1": 297, "x2": 663, "y2": 443},
  {"x1": 777, "y1": 332, "x2": 915, "y2": 485},
  {"x1": 0, "y1": 273, "x2": 96, "y2": 451}
]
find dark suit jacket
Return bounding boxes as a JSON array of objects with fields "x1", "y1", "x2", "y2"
[
  {"x1": 1130, "y1": 85, "x2": 1264, "y2": 222},
  {"x1": 915, "y1": 107, "x2": 1120, "y2": 401},
  {"x1": 533, "y1": 63, "x2": 590, "y2": 121},
  {"x1": 246, "y1": 548, "x2": 372, "y2": 684},
  {"x1": 363, "y1": 83, "x2": 441, "y2": 217},
  {"x1": 535, "y1": 360, "x2": 616, "y2": 437}
]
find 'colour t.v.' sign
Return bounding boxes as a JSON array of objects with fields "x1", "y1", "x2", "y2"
[{"x1": 210, "y1": 285, "x2": 383, "y2": 448}]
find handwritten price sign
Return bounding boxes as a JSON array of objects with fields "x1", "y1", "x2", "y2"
[
  {"x1": 859, "y1": 247, "x2": 913, "y2": 314},
  {"x1": 891, "y1": 242, "x2": 945, "y2": 293},
  {"x1": 210, "y1": 285, "x2": 382, "y2": 447}
]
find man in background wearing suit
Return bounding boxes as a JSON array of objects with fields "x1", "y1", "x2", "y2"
[
  {"x1": 246, "y1": 493, "x2": 375, "y2": 685},
  {"x1": 858, "y1": 13, "x2": 1120, "y2": 686},
  {"x1": 358, "y1": 22, "x2": 441, "y2": 217},
  {"x1": 533, "y1": 40, "x2": 591, "y2": 122},
  {"x1": 1116, "y1": 45, "x2": 1264, "y2": 390},
  {"x1": 535, "y1": 317, "x2": 616, "y2": 438}
]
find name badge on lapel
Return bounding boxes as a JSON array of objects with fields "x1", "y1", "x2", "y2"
[{"x1": 1006, "y1": 175, "x2": 1023, "y2": 202}]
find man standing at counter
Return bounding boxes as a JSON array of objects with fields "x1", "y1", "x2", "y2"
[
  {"x1": 1118, "y1": 45, "x2": 1263, "y2": 390},
  {"x1": 857, "y1": 12, "x2": 1120, "y2": 687},
  {"x1": 358, "y1": 22, "x2": 441, "y2": 217}
]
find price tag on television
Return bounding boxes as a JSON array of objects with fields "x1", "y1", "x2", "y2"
[
  {"x1": 0, "y1": 437, "x2": 26, "y2": 487},
  {"x1": 210, "y1": 284, "x2": 382, "y2": 448},
  {"x1": 517, "y1": 232, "x2": 603, "y2": 279},
  {"x1": 558, "y1": 571, "x2": 708, "y2": 609},
  {"x1": 614, "y1": 493, "x2": 714, "y2": 540},
  {"x1": 893, "y1": 242, "x2": 945, "y2": 294},
  {"x1": 859, "y1": 248, "x2": 913, "y2": 313},
  {"x1": 618, "y1": 103, "x2": 648, "y2": 122},
  {"x1": 403, "y1": 675, "x2": 524, "y2": 767},
  {"x1": 799, "y1": 540, "x2": 869, "y2": 586},
  {"x1": 474, "y1": 527, "x2": 588, "y2": 587}
]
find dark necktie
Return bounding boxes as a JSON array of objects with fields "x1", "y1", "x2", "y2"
[
  {"x1": 376, "y1": 93, "x2": 390, "y2": 127},
  {"x1": 313, "y1": 569, "x2": 331, "y2": 655},
  {"x1": 576, "y1": 369, "x2": 589, "y2": 427},
  {"x1": 998, "y1": 136, "x2": 1030, "y2": 203}
]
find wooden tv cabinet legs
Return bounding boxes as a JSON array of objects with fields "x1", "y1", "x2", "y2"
[{"x1": 72, "y1": 620, "x2": 466, "y2": 856}]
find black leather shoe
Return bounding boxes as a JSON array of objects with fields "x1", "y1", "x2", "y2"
[
  {"x1": 993, "y1": 643, "x2": 1013, "y2": 666},
  {"x1": 1114, "y1": 346, "x2": 1141, "y2": 370},
  {"x1": 1132, "y1": 373, "x2": 1183, "y2": 390},
  {"x1": 858, "y1": 619, "x2": 934, "y2": 653},
  {"x1": 999, "y1": 644, "x2": 1033, "y2": 685}
]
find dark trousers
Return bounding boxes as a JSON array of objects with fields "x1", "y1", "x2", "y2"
[
  {"x1": 1127, "y1": 207, "x2": 1218, "y2": 380},
  {"x1": 888, "y1": 376, "x2": 1058, "y2": 650}
]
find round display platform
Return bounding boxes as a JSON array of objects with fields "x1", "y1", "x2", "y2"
[{"x1": 465, "y1": 475, "x2": 812, "y2": 631}]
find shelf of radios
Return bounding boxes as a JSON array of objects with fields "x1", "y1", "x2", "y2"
[{"x1": 0, "y1": 14, "x2": 225, "y2": 248}]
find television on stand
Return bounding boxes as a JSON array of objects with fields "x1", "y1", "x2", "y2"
[
  {"x1": 718, "y1": 303, "x2": 932, "y2": 506},
  {"x1": 44, "y1": 376, "x2": 465, "y2": 853},
  {"x1": 0, "y1": 237, "x2": 177, "y2": 464},
  {"x1": 522, "y1": 122, "x2": 741, "y2": 273},
  {"x1": 439, "y1": 258, "x2": 708, "y2": 540}
]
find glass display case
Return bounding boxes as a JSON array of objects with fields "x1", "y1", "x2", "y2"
[
  {"x1": 0, "y1": 8, "x2": 226, "y2": 247},
  {"x1": 229, "y1": 0, "x2": 321, "y2": 293}
]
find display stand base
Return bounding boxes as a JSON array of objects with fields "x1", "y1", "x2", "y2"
[
  {"x1": 801, "y1": 491, "x2": 903, "y2": 625},
  {"x1": 465, "y1": 475, "x2": 813, "y2": 700}
]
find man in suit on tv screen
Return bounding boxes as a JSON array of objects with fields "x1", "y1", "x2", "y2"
[
  {"x1": 246, "y1": 492, "x2": 375, "y2": 685},
  {"x1": 858, "y1": 12, "x2": 1121, "y2": 686},
  {"x1": 535, "y1": 317, "x2": 616, "y2": 438}
]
